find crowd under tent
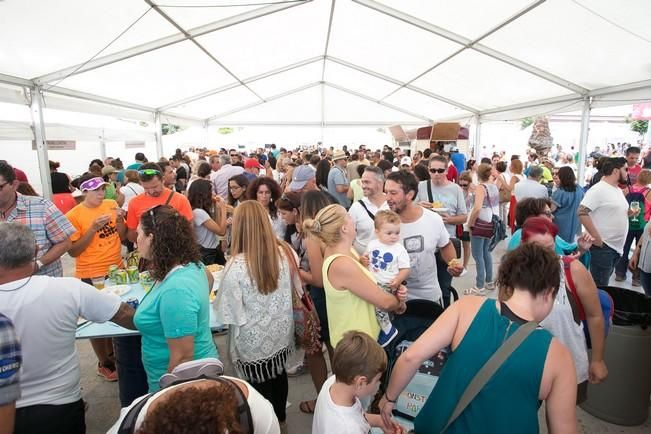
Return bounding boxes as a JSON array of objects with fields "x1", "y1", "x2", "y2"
[{"x1": 1, "y1": 0, "x2": 651, "y2": 196}]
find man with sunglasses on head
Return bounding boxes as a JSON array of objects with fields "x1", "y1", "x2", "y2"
[
  {"x1": 125, "y1": 163, "x2": 193, "y2": 243},
  {"x1": 0, "y1": 161, "x2": 75, "y2": 277},
  {"x1": 416, "y1": 155, "x2": 467, "y2": 307}
]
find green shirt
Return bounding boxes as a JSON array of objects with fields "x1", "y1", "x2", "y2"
[{"x1": 134, "y1": 262, "x2": 218, "y2": 392}]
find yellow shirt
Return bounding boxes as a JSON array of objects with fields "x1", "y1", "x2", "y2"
[
  {"x1": 66, "y1": 199, "x2": 123, "y2": 278},
  {"x1": 322, "y1": 253, "x2": 381, "y2": 347}
]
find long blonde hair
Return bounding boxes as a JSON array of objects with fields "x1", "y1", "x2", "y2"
[
  {"x1": 230, "y1": 200, "x2": 287, "y2": 294},
  {"x1": 302, "y1": 204, "x2": 347, "y2": 247}
]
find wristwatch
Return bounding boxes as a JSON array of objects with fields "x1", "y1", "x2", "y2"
[{"x1": 36, "y1": 259, "x2": 44, "y2": 270}]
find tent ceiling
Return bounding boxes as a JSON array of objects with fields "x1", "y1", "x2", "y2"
[{"x1": 0, "y1": 0, "x2": 650, "y2": 126}]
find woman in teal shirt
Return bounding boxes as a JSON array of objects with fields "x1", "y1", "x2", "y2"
[
  {"x1": 380, "y1": 244, "x2": 577, "y2": 433},
  {"x1": 135, "y1": 205, "x2": 218, "y2": 391}
]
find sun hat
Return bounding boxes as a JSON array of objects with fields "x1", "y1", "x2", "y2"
[
  {"x1": 332, "y1": 150, "x2": 347, "y2": 161},
  {"x1": 101, "y1": 166, "x2": 117, "y2": 176}
]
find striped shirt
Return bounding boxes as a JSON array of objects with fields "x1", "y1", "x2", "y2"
[
  {"x1": 0, "y1": 312, "x2": 21, "y2": 405},
  {"x1": 3, "y1": 194, "x2": 75, "y2": 277}
]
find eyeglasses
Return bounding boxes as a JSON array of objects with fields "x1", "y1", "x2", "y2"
[
  {"x1": 429, "y1": 168, "x2": 446, "y2": 174},
  {"x1": 459, "y1": 183, "x2": 469, "y2": 188},
  {"x1": 139, "y1": 169, "x2": 161, "y2": 176},
  {"x1": 229, "y1": 185, "x2": 242, "y2": 191}
]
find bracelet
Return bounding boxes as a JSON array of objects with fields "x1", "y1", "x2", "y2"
[{"x1": 384, "y1": 392, "x2": 397, "y2": 403}]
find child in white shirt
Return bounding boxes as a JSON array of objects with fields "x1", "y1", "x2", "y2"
[
  {"x1": 365, "y1": 210, "x2": 411, "y2": 347},
  {"x1": 312, "y1": 331, "x2": 405, "y2": 434}
]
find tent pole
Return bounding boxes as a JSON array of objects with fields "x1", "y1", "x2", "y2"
[
  {"x1": 577, "y1": 98, "x2": 591, "y2": 187},
  {"x1": 155, "y1": 112, "x2": 163, "y2": 160},
  {"x1": 99, "y1": 131, "x2": 107, "y2": 162},
  {"x1": 29, "y1": 86, "x2": 52, "y2": 199},
  {"x1": 472, "y1": 115, "x2": 481, "y2": 159},
  {"x1": 202, "y1": 120, "x2": 210, "y2": 148}
]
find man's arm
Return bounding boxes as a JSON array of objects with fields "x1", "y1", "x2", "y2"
[
  {"x1": 39, "y1": 238, "x2": 71, "y2": 267},
  {"x1": 578, "y1": 205, "x2": 602, "y2": 246},
  {"x1": 110, "y1": 302, "x2": 136, "y2": 330},
  {"x1": 0, "y1": 403, "x2": 15, "y2": 434}
]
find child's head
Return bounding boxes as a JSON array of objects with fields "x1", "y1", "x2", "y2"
[
  {"x1": 333, "y1": 331, "x2": 387, "y2": 398},
  {"x1": 374, "y1": 210, "x2": 401, "y2": 245}
]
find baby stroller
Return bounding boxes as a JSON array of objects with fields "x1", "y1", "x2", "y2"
[{"x1": 372, "y1": 298, "x2": 448, "y2": 430}]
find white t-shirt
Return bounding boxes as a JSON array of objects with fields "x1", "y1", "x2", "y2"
[
  {"x1": 312, "y1": 375, "x2": 371, "y2": 434},
  {"x1": 513, "y1": 178, "x2": 549, "y2": 202},
  {"x1": 365, "y1": 239, "x2": 411, "y2": 286},
  {"x1": 107, "y1": 376, "x2": 280, "y2": 434},
  {"x1": 348, "y1": 197, "x2": 389, "y2": 255},
  {"x1": 192, "y1": 208, "x2": 219, "y2": 249},
  {"x1": 120, "y1": 182, "x2": 145, "y2": 211},
  {"x1": 0, "y1": 276, "x2": 121, "y2": 408},
  {"x1": 581, "y1": 180, "x2": 629, "y2": 254},
  {"x1": 401, "y1": 209, "x2": 450, "y2": 302}
]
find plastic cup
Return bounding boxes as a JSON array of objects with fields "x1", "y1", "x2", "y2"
[{"x1": 91, "y1": 277, "x2": 105, "y2": 290}]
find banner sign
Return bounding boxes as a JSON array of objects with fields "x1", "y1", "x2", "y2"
[{"x1": 31, "y1": 140, "x2": 76, "y2": 150}]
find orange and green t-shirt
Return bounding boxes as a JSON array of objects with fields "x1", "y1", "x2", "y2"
[
  {"x1": 126, "y1": 189, "x2": 193, "y2": 230},
  {"x1": 66, "y1": 199, "x2": 123, "y2": 278}
]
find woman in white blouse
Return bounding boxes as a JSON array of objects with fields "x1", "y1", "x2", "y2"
[{"x1": 214, "y1": 200, "x2": 294, "y2": 424}]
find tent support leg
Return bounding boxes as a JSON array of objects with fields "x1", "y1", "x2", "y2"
[
  {"x1": 472, "y1": 115, "x2": 481, "y2": 159},
  {"x1": 29, "y1": 86, "x2": 52, "y2": 199},
  {"x1": 577, "y1": 98, "x2": 591, "y2": 187},
  {"x1": 155, "y1": 112, "x2": 163, "y2": 161}
]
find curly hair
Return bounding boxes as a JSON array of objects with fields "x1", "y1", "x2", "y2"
[
  {"x1": 136, "y1": 384, "x2": 244, "y2": 434},
  {"x1": 245, "y1": 177, "x2": 282, "y2": 219},
  {"x1": 139, "y1": 206, "x2": 201, "y2": 281}
]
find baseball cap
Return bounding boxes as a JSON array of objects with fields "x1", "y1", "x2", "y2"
[
  {"x1": 400, "y1": 156, "x2": 412, "y2": 166},
  {"x1": 289, "y1": 165, "x2": 316, "y2": 191},
  {"x1": 244, "y1": 158, "x2": 264, "y2": 170},
  {"x1": 80, "y1": 177, "x2": 108, "y2": 192}
]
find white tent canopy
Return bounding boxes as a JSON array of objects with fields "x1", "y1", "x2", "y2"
[
  {"x1": 1, "y1": 0, "x2": 650, "y2": 126},
  {"x1": 1, "y1": 0, "x2": 651, "y2": 194}
]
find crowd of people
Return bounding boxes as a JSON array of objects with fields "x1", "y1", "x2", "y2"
[{"x1": 0, "y1": 138, "x2": 649, "y2": 433}]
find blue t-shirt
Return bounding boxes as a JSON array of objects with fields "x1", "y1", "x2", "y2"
[{"x1": 134, "y1": 262, "x2": 218, "y2": 392}]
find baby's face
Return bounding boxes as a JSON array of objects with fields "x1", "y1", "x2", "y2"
[{"x1": 376, "y1": 222, "x2": 401, "y2": 245}]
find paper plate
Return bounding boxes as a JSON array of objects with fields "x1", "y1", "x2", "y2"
[{"x1": 103, "y1": 285, "x2": 132, "y2": 297}]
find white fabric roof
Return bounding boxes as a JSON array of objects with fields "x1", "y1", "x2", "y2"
[{"x1": 1, "y1": 0, "x2": 650, "y2": 126}]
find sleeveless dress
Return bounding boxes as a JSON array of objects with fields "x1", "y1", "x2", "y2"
[
  {"x1": 413, "y1": 299, "x2": 552, "y2": 434},
  {"x1": 322, "y1": 253, "x2": 381, "y2": 347}
]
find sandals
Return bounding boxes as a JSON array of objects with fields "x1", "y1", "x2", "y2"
[
  {"x1": 299, "y1": 399, "x2": 316, "y2": 414},
  {"x1": 464, "y1": 287, "x2": 486, "y2": 296}
]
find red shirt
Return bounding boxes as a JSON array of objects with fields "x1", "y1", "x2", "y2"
[{"x1": 446, "y1": 164, "x2": 458, "y2": 183}]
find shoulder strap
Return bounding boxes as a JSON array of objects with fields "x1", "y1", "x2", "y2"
[
  {"x1": 117, "y1": 393, "x2": 156, "y2": 434},
  {"x1": 441, "y1": 321, "x2": 538, "y2": 433},
  {"x1": 481, "y1": 184, "x2": 495, "y2": 216},
  {"x1": 358, "y1": 199, "x2": 376, "y2": 221},
  {"x1": 216, "y1": 377, "x2": 254, "y2": 434},
  {"x1": 562, "y1": 256, "x2": 585, "y2": 320},
  {"x1": 427, "y1": 180, "x2": 433, "y2": 202},
  {"x1": 164, "y1": 189, "x2": 175, "y2": 206}
]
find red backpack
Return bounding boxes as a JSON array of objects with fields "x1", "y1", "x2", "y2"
[{"x1": 562, "y1": 256, "x2": 614, "y2": 348}]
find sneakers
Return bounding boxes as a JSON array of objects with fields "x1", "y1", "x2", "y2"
[
  {"x1": 485, "y1": 281, "x2": 495, "y2": 291},
  {"x1": 377, "y1": 326, "x2": 398, "y2": 348},
  {"x1": 459, "y1": 268, "x2": 468, "y2": 277},
  {"x1": 464, "y1": 287, "x2": 486, "y2": 296},
  {"x1": 615, "y1": 274, "x2": 626, "y2": 282},
  {"x1": 97, "y1": 364, "x2": 118, "y2": 382},
  {"x1": 286, "y1": 361, "x2": 307, "y2": 377},
  {"x1": 632, "y1": 278, "x2": 641, "y2": 287}
]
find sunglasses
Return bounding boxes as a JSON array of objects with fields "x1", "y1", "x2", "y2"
[
  {"x1": 429, "y1": 168, "x2": 446, "y2": 174},
  {"x1": 138, "y1": 169, "x2": 161, "y2": 176},
  {"x1": 459, "y1": 183, "x2": 469, "y2": 188},
  {"x1": 146, "y1": 204, "x2": 166, "y2": 226}
]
